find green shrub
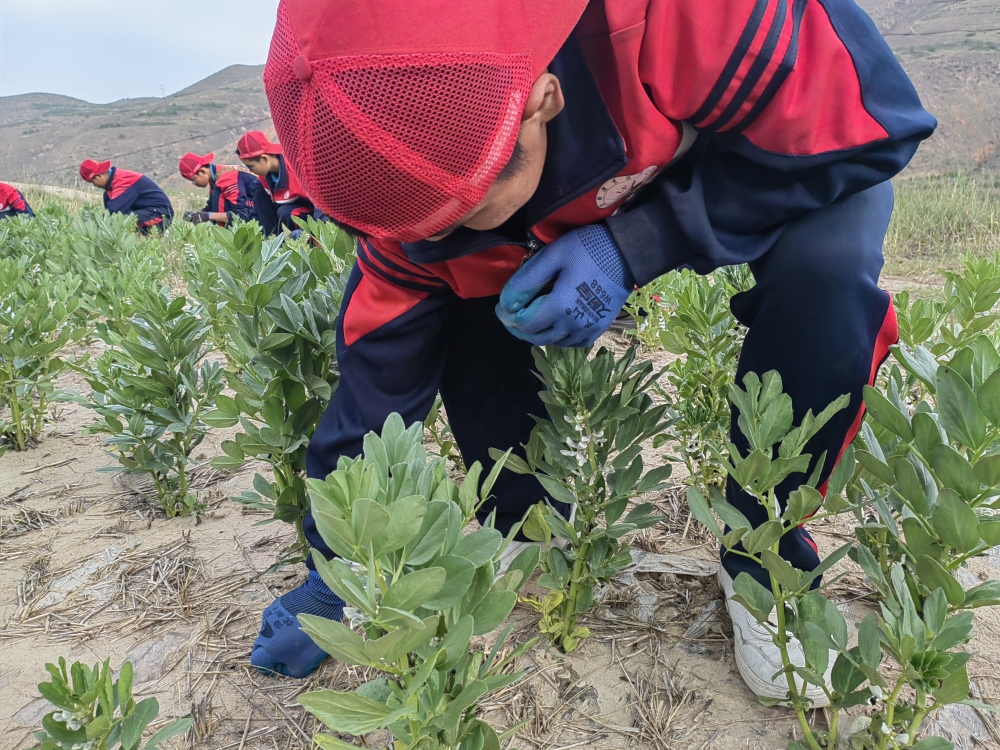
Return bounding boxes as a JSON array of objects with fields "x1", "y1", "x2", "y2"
[
  {"x1": 495, "y1": 345, "x2": 674, "y2": 652},
  {"x1": 0, "y1": 257, "x2": 84, "y2": 452},
  {"x1": 31, "y1": 657, "x2": 191, "y2": 750},
  {"x1": 298, "y1": 414, "x2": 538, "y2": 750},
  {"x1": 73, "y1": 290, "x2": 225, "y2": 516},
  {"x1": 196, "y1": 224, "x2": 353, "y2": 562}
]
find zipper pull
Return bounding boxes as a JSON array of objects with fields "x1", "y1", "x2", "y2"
[{"x1": 522, "y1": 235, "x2": 544, "y2": 264}]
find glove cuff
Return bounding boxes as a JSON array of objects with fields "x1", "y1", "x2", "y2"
[{"x1": 577, "y1": 225, "x2": 635, "y2": 291}]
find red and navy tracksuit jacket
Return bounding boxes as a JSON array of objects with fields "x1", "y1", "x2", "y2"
[
  {"x1": 204, "y1": 165, "x2": 258, "y2": 226},
  {"x1": 0, "y1": 183, "x2": 34, "y2": 220},
  {"x1": 304, "y1": 0, "x2": 936, "y2": 583},
  {"x1": 253, "y1": 154, "x2": 315, "y2": 235},
  {"x1": 103, "y1": 168, "x2": 174, "y2": 233}
]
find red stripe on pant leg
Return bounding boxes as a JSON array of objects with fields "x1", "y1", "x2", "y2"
[{"x1": 816, "y1": 294, "x2": 899, "y2": 499}]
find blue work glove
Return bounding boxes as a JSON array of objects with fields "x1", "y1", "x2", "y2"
[{"x1": 496, "y1": 225, "x2": 634, "y2": 348}]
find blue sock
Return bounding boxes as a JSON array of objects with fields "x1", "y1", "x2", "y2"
[{"x1": 251, "y1": 570, "x2": 344, "y2": 678}]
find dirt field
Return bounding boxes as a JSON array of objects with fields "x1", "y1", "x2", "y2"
[{"x1": 2, "y1": 329, "x2": 999, "y2": 750}]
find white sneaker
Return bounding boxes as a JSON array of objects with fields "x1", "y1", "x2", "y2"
[
  {"x1": 496, "y1": 506, "x2": 575, "y2": 577},
  {"x1": 718, "y1": 564, "x2": 832, "y2": 707}
]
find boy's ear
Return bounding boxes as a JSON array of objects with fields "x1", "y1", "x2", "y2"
[{"x1": 522, "y1": 73, "x2": 564, "y2": 125}]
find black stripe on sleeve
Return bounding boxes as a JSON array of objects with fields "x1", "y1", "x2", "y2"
[
  {"x1": 730, "y1": 0, "x2": 807, "y2": 133},
  {"x1": 689, "y1": 0, "x2": 771, "y2": 127},
  {"x1": 706, "y1": 0, "x2": 789, "y2": 131}
]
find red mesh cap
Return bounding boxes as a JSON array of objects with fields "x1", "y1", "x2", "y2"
[
  {"x1": 179, "y1": 152, "x2": 215, "y2": 180},
  {"x1": 79, "y1": 159, "x2": 112, "y2": 182},
  {"x1": 237, "y1": 131, "x2": 283, "y2": 159},
  {"x1": 264, "y1": 0, "x2": 588, "y2": 242}
]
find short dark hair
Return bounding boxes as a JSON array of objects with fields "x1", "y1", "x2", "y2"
[{"x1": 497, "y1": 138, "x2": 527, "y2": 181}]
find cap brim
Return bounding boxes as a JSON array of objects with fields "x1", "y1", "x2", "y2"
[{"x1": 524, "y1": 0, "x2": 589, "y2": 76}]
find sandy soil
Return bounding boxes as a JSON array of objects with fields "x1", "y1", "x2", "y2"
[{"x1": 1, "y1": 331, "x2": 999, "y2": 750}]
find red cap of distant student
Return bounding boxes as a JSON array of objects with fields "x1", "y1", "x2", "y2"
[
  {"x1": 237, "y1": 131, "x2": 283, "y2": 159},
  {"x1": 178, "y1": 152, "x2": 215, "y2": 180},
  {"x1": 79, "y1": 159, "x2": 112, "y2": 182},
  {"x1": 263, "y1": 0, "x2": 588, "y2": 242}
]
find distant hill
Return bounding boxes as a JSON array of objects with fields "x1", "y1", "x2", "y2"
[
  {"x1": 857, "y1": 0, "x2": 1000, "y2": 175},
  {"x1": 2, "y1": 3, "x2": 1000, "y2": 190},
  {"x1": 0, "y1": 65, "x2": 272, "y2": 193}
]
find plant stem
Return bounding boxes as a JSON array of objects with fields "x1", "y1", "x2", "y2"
[{"x1": 878, "y1": 675, "x2": 906, "y2": 750}]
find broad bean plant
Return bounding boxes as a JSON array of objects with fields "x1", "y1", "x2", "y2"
[
  {"x1": 73, "y1": 290, "x2": 225, "y2": 516},
  {"x1": 196, "y1": 224, "x2": 353, "y2": 562},
  {"x1": 297, "y1": 414, "x2": 539, "y2": 750},
  {"x1": 496, "y1": 345, "x2": 674, "y2": 652},
  {"x1": 31, "y1": 658, "x2": 191, "y2": 750}
]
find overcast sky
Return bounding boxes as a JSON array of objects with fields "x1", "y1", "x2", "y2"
[{"x1": 0, "y1": 0, "x2": 277, "y2": 103}]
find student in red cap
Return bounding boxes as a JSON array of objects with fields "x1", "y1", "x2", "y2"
[
  {"x1": 236, "y1": 131, "x2": 316, "y2": 234},
  {"x1": 177, "y1": 152, "x2": 258, "y2": 227},
  {"x1": 0, "y1": 182, "x2": 34, "y2": 220},
  {"x1": 79, "y1": 160, "x2": 173, "y2": 234},
  {"x1": 251, "y1": 0, "x2": 936, "y2": 699}
]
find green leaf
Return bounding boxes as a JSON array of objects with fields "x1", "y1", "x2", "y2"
[
  {"x1": 470, "y1": 590, "x2": 517, "y2": 635},
  {"x1": 933, "y1": 664, "x2": 970, "y2": 705},
  {"x1": 895, "y1": 459, "x2": 930, "y2": 516},
  {"x1": 120, "y1": 697, "x2": 158, "y2": 750},
  {"x1": 298, "y1": 615, "x2": 371, "y2": 666},
  {"x1": 536, "y1": 475, "x2": 577, "y2": 505},
  {"x1": 783, "y1": 486, "x2": 824, "y2": 525},
  {"x1": 439, "y1": 614, "x2": 474, "y2": 669},
  {"x1": 299, "y1": 689, "x2": 413, "y2": 734},
  {"x1": 451, "y1": 528, "x2": 503, "y2": 568},
  {"x1": 259, "y1": 332, "x2": 295, "y2": 350},
  {"x1": 546, "y1": 547, "x2": 570, "y2": 584},
  {"x1": 143, "y1": 718, "x2": 194, "y2": 749},
  {"x1": 503, "y1": 543, "x2": 539, "y2": 592},
  {"x1": 923, "y1": 588, "x2": 948, "y2": 635},
  {"x1": 743, "y1": 520, "x2": 784, "y2": 555},
  {"x1": 202, "y1": 410, "x2": 240, "y2": 429},
  {"x1": 910, "y1": 739, "x2": 954, "y2": 750},
  {"x1": 916, "y1": 556, "x2": 965, "y2": 606},
  {"x1": 962, "y1": 579, "x2": 1000, "y2": 608},
  {"x1": 313, "y1": 734, "x2": 361, "y2": 750},
  {"x1": 913, "y1": 411, "x2": 945, "y2": 459},
  {"x1": 978, "y1": 369, "x2": 1000, "y2": 428},
  {"x1": 382, "y1": 568, "x2": 446, "y2": 612},
  {"x1": 856, "y1": 449, "x2": 895, "y2": 486},
  {"x1": 931, "y1": 444, "x2": 982, "y2": 503},
  {"x1": 974, "y1": 455, "x2": 1000, "y2": 490},
  {"x1": 422, "y1": 555, "x2": 476, "y2": 610},
  {"x1": 637, "y1": 464, "x2": 673, "y2": 493},
  {"x1": 831, "y1": 651, "x2": 866, "y2": 696},
  {"x1": 685, "y1": 487, "x2": 722, "y2": 538},
  {"x1": 246, "y1": 283, "x2": 273, "y2": 308},
  {"x1": 858, "y1": 612, "x2": 881, "y2": 668},
  {"x1": 731, "y1": 572, "x2": 775, "y2": 624},
  {"x1": 932, "y1": 611, "x2": 974, "y2": 651},
  {"x1": 931, "y1": 489, "x2": 981, "y2": 554},
  {"x1": 351, "y1": 497, "x2": 390, "y2": 547},
  {"x1": 863, "y1": 384, "x2": 913, "y2": 440},
  {"x1": 435, "y1": 680, "x2": 489, "y2": 734},
  {"x1": 937, "y1": 365, "x2": 989, "y2": 450}
]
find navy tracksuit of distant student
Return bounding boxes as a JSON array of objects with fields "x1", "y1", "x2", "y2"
[
  {"x1": 252, "y1": 155, "x2": 315, "y2": 235},
  {"x1": 203, "y1": 165, "x2": 259, "y2": 226},
  {"x1": 0, "y1": 183, "x2": 33, "y2": 220},
  {"x1": 301, "y1": 0, "x2": 936, "y2": 586},
  {"x1": 103, "y1": 168, "x2": 173, "y2": 233}
]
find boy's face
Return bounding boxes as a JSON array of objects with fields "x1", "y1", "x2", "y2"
[
  {"x1": 427, "y1": 72, "x2": 564, "y2": 241},
  {"x1": 90, "y1": 172, "x2": 110, "y2": 190},
  {"x1": 241, "y1": 156, "x2": 272, "y2": 177},
  {"x1": 191, "y1": 168, "x2": 212, "y2": 188}
]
